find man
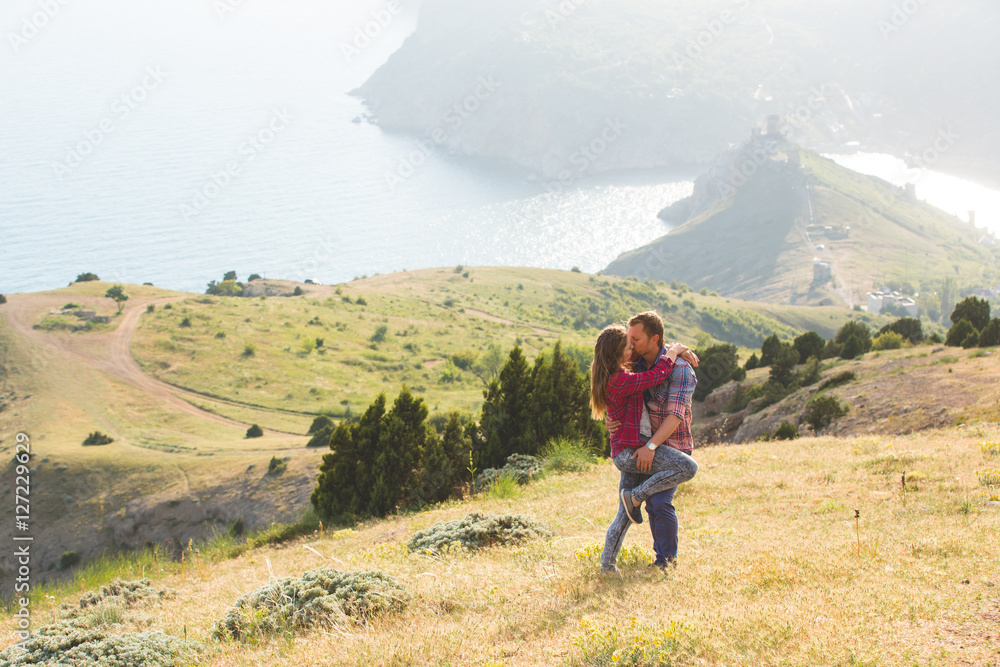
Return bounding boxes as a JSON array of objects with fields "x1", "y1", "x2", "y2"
[{"x1": 610, "y1": 311, "x2": 698, "y2": 569}]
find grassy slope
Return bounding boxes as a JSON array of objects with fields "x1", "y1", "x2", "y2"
[
  {"x1": 0, "y1": 268, "x2": 952, "y2": 595},
  {"x1": 607, "y1": 148, "x2": 999, "y2": 304},
  {"x1": 802, "y1": 151, "x2": 998, "y2": 290},
  {"x1": 128, "y1": 267, "x2": 884, "y2": 427},
  {"x1": 4, "y1": 427, "x2": 999, "y2": 665},
  {"x1": 696, "y1": 346, "x2": 1000, "y2": 444}
]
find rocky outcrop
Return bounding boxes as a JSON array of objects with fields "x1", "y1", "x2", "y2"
[{"x1": 106, "y1": 460, "x2": 315, "y2": 556}]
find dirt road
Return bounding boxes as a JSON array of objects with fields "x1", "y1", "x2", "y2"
[{"x1": 1, "y1": 291, "x2": 294, "y2": 434}]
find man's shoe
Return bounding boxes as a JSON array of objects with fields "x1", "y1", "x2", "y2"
[
  {"x1": 650, "y1": 558, "x2": 677, "y2": 570},
  {"x1": 621, "y1": 489, "x2": 643, "y2": 524}
]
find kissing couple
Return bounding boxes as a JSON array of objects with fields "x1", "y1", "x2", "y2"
[{"x1": 589, "y1": 311, "x2": 699, "y2": 574}]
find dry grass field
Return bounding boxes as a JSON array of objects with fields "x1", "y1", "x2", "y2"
[{"x1": 4, "y1": 427, "x2": 998, "y2": 666}]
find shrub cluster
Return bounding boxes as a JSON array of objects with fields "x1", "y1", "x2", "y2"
[
  {"x1": 406, "y1": 511, "x2": 551, "y2": 553},
  {"x1": 82, "y1": 431, "x2": 113, "y2": 446},
  {"x1": 311, "y1": 392, "x2": 473, "y2": 522},
  {"x1": 313, "y1": 342, "x2": 600, "y2": 522},
  {"x1": 476, "y1": 343, "x2": 603, "y2": 467},
  {"x1": 803, "y1": 395, "x2": 849, "y2": 432},
  {"x1": 540, "y1": 437, "x2": 597, "y2": 473},
  {"x1": 772, "y1": 421, "x2": 799, "y2": 440},
  {"x1": 213, "y1": 568, "x2": 407, "y2": 640},
  {"x1": 817, "y1": 371, "x2": 855, "y2": 391},
  {"x1": 78, "y1": 578, "x2": 175, "y2": 609},
  {"x1": 946, "y1": 297, "x2": 1000, "y2": 348},
  {"x1": 0, "y1": 579, "x2": 196, "y2": 667},
  {"x1": 0, "y1": 626, "x2": 202, "y2": 667},
  {"x1": 473, "y1": 454, "x2": 543, "y2": 493}
]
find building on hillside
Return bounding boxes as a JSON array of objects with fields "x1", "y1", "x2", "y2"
[
  {"x1": 867, "y1": 289, "x2": 918, "y2": 317},
  {"x1": 812, "y1": 258, "x2": 832, "y2": 283}
]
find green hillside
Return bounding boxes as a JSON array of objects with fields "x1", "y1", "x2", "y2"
[
  {"x1": 0, "y1": 267, "x2": 994, "y2": 616},
  {"x1": 605, "y1": 141, "x2": 1000, "y2": 308},
  {"x1": 128, "y1": 267, "x2": 886, "y2": 426}
]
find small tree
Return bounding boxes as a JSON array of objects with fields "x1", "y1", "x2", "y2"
[
  {"x1": 950, "y1": 296, "x2": 990, "y2": 330},
  {"x1": 246, "y1": 424, "x2": 263, "y2": 438},
  {"x1": 768, "y1": 343, "x2": 800, "y2": 387},
  {"x1": 224, "y1": 271, "x2": 238, "y2": 282},
  {"x1": 979, "y1": 318, "x2": 1000, "y2": 347},
  {"x1": 962, "y1": 332, "x2": 980, "y2": 349},
  {"x1": 759, "y1": 334, "x2": 781, "y2": 367},
  {"x1": 773, "y1": 421, "x2": 799, "y2": 440},
  {"x1": 693, "y1": 344, "x2": 741, "y2": 400},
  {"x1": 744, "y1": 353, "x2": 758, "y2": 371},
  {"x1": 871, "y1": 331, "x2": 903, "y2": 351},
  {"x1": 74, "y1": 272, "x2": 99, "y2": 283},
  {"x1": 878, "y1": 317, "x2": 923, "y2": 344},
  {"x1": 206, "y1": 280, "x2": 242, "y2": 296},
  {"x1": 307, "y1": 426, "x2": 333, "y2": 448},
  {"x1": 370, "y1": 325, "x2": 388, "y2": 343},
  {"x1": 793, "y1": 331, "x2": 825, "y2": 364},
  {"x1": 803, "y1": 396, "x2": 848, "y2": 432},
  {"x1": 82, "y1": 431, "x2": 114, "y2": 446},
  {"x1": 835, "y1": 320, "x2": 872, "y2": 353},
  {"x1": 0, "y1": 294, "x2": 6, "y2": 305},
  {"x1": 248, "y1": 273, "x2": 262, "y2": 281},
  {"x1": 105, "y1": 285, "x2": 129, "y2": 314},
  {"x1": 945, "y1": 319, "x2": 977, "y2": 347},
  {"x1": 308, "y1": 415, "x2": 335, "y2": 435},
  {"x1": 840, "y1": 334, "x2": 864, "y2": 360}
]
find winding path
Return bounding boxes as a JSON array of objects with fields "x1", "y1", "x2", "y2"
[{"x1": 1, "y1": 292, "x2": 300, "y2": 435}]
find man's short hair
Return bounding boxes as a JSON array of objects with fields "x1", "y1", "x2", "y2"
[{"x1": 628, "y1": 311, "x2": 664, "y2": 348}]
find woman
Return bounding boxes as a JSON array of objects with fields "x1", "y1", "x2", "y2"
[{"x1": 589, "y1": 324, "x2": 699, "y2": 573}]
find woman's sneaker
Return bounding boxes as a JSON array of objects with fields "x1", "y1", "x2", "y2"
[{"x1": 621, "y1": 489, "x2": 643, "y2": 524}]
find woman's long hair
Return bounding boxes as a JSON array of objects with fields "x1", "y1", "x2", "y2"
[{"x1": 590, "y1": 324, "x2": 629, "y2": 420}]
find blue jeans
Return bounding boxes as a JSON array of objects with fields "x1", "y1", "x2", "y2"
[
  {"x1": 647, "y1": 485, "x2": 678, "y2": 563},
  {"x1": 600, "y1": 447, "x2": 697, "y2": 570}
]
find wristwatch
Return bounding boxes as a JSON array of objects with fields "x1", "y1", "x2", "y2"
[{"x1": 646, "y1": 441, "x2": 659, "y2": 451}]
